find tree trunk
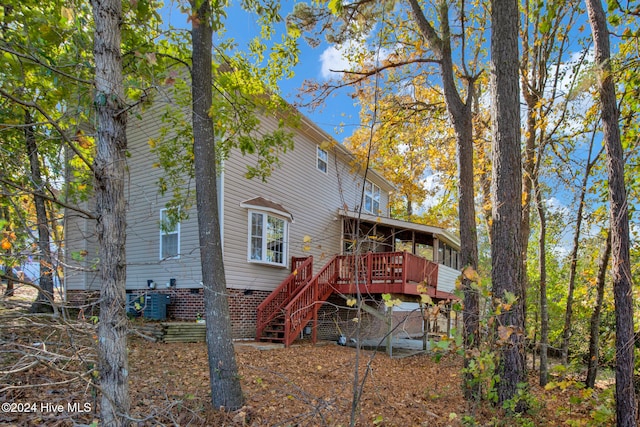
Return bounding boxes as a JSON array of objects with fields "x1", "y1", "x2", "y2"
[
  {"x1": 585, "y1": 1, "x2": 637, "y2": 424},
  {"x1": 561, "y1": 138, "x2": 600, "y2": 366},
  {"x1": 2, "y1": 205, "x2": 15, "y2": 297},
  {"x1": 534, "y1": 177, "x2": 548, "y2": 386},
  {"x1": 406, "y1": 0, "x2": 480, "y2": 399},
  {"x1": 490, "y1": 0, "x2": 526, "y2": 407},
  {"x1": 586, "y1": 232, "x2": 611, "y2": 389},
  {"x1": 25, "y1": 110, "x2": 55, "y2": 314},
  {"x1": 91, "y1": 0, "x2": 130, "y2": 424},
  {"x1": 191, "y1": 0, "x2": 244, "y2": 411}
]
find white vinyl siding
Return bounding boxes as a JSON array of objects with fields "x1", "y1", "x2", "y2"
[
  {"x1": 248, "y1": 211, "x2": 288, "y2": 267},
  {"x1": 364, "y1": 180, "x2": 380, "y2": 214},
  {"x1": 160, "y1": 209, "x2": 180, "y2": 259},
  {"x1": 317, "y1": 146, "x2": 328, "y2": 173}
]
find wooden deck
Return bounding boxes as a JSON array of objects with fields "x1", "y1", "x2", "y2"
[
  {"x1": 332, "y1": 252, "x2": 450, "y2": 298},
  {"x1": 256, "y1": 252, "x2": 457, "y2": 347}
]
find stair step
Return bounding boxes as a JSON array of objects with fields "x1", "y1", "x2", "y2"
[{"x1": 260, "y1": 336, "x2": 285, "y2": 342}]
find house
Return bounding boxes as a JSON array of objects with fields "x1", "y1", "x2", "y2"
[{"x1": 64, "y1": 80, "x2": 461, "y2": 344}]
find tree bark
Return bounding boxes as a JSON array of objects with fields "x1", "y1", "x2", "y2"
[
  {"x1": 25, "y1": 110, "x2": 55, "y2": 314},
  {"x1": 91, "y1": 0, "x2": 130, "y2": 424},
  {"x1": 490, "y1": 0, "x2": 526, "y2": 407},
  {"x1": 585, "y1": 232, "x2": 611, "y2": 389},
  {"x1": 585, "y1": 0, "x2": 637, "y2": 424},
  {"x1": 191, "y1": 0, "x2": 244, "y2": 410}
]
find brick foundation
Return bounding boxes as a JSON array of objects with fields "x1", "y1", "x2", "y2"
[
  {"x1": 66, "y1": 288, "x2": 269, "y2": 340},
  {"x1": 66, "y1": 289, "x2": 457, "y2": 341}
]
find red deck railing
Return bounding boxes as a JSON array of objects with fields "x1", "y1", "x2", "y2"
[
  {"x1": 282, "y1": 255, "x2": 340, "y2": 347},
  {"x1": 333, "y1": 251, "x2": 439, "y2": 295},
  {"x1": 255, "y1": 256, "x2": 313, "y2": 341},
  {"x1": 279, "y1": 251, "x2": 440, "y2": 347}
]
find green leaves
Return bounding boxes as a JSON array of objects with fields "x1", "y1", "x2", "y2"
[{"x1": 328, "y1": 0, "x2": 343, "y2": 15}]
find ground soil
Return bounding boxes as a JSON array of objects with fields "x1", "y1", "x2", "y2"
[{"x1": 1, "y1": 286, "x2": 613, "y2": 426}]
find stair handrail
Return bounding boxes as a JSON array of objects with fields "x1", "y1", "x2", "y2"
[
  {"x1": 283, "y1": 255, "x2": 340, "y2": 347},
  {"x1": 256, "y1": 256, "x2": 313, "y2": 340},
  {"x1": 278, "y1": 251, "x2": 441, "y2": 346}
]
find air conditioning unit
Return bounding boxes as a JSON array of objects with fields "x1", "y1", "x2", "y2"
[{"x1": 144, "y1": 293, "x2": 171, "y2": 320}]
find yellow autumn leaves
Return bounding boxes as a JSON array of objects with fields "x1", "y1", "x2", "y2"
[{"x1": 1, "y1": 231, "x2": 17, "y2": 251}]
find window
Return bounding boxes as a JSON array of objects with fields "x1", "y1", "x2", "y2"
[
  {"x1": 364, "y1": 180, "x2": 380, "y2": 214},
  {"x1": 437, "y1": 242, "x2": 460, "y2": 269},
  {"x1": 160, "y1": 209, "x2": 180, "y2": 259},
  {"x1": 317, "y1": 146, "x2": 328, "y2": 173},
  {"x1": 248, "y1": 211, "x2": 288, "y2": 267}
]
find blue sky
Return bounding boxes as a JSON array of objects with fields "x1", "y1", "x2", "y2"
[{"x1": 159, "y1": 1, "x2": 361, "y2": 141}]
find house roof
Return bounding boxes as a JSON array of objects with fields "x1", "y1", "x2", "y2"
[
  {"x1": 338, "y1": 208, "x2": 461, "y2": 249},
  {"x1": 240, "y1": 197, "x2": 293, "y2": 221}
]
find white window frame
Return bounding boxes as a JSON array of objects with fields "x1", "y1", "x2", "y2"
[
  {"x1": 160, "y1": 208, "x2": 180, "y2": 260},
  {"x1": 364, "y1": 180, "x2": 381, "y2": 214},
  {"x1": 317, "y1": 146, "x2": 328, "y2": 173},
  {"x1": 247, "y1": 210, "x2": 289, "y2": 267}
]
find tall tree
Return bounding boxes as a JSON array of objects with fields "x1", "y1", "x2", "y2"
[
  {"x1": 518, "y1": 0, "x2": 584, "y2": 375},
  {"x1": 585, "y1": 231, "x2": 611, "y2": 389},
  {"x1": 490, "y1": 0, "x2": 526, "y2": 407},
  {"x1": 560, "y1": 130, "x2": 603, "y2": 366},
  {"x1": 25, "y1": 110, "x2": 56, "y2": 313},
  {"x1": 291, "y1": 0, "x2": 485, "y2": 398},
  {"x1": 584, "y1": 0, "x2": 637, "y2": 424},
  {"x1": 533, "y1": 177, "x2": 549, "y2": 386},
  {"x1": 91, "y1": 0, "x2": 130, "y2": 423},
  {"x1": 190, "y1": 0, "x2": 244, "y2": 410}
]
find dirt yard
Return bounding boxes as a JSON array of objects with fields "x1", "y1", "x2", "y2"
[{"x1": 1, "y1": 285, "x2": 613, "y2": 426}]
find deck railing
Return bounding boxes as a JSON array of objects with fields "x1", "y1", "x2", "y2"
[
  {"x1": 334, "y1": 251, "x2": 438, "y2": 290},
  {"x1": 255, "y1": 256, "x2": 313, "y2": 341},
  {"x1": 280, "y1": 251, "x2": 440, "y2": 347},
  {"x1": 282, "y1": 255, "x2": 340, "y2": 347}
]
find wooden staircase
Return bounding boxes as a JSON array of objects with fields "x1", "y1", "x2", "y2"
[
  {"x1": 256, "y1": 251, "x2": 444, "y2": 347},
  {"x1": 256, "y1": 254, "x2": 343, "y2": 347},
  {"x1": 256, "y1": 256, "x2": 314, "y2": 344}
]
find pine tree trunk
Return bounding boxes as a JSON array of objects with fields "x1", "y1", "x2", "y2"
[
  {"x1": 585, "y1": 232, "x2": 611, "y2": 389},
  {"x1": 191, "y1": 0, "x2": 244, "y2": 411},
  {"x1": 91, "y1": 0, "x2": 130, "y2": 424},
  {"x1": 490, "y1": 0, "x2": 526, "y2": 407},
  {"x1": 25, "y1": 110, "x2": 55, "y2": 314},
  {"x1": 585, "y1": 1, "x2": 637, "y2": 424}
]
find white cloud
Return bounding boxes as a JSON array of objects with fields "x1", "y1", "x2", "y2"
[
  {"x1": 318, "y1": 37, "x2": 395, "y2": 81},
  {"x1": 319, "y1": 44, "x2": 354, "y2": 80}
]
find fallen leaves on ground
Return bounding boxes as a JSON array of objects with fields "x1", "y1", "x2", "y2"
[
  {"x1": 3, "y1": 335, "x2": 609, "y2": 426},
  {"x1": 0, "y1": 288, "x2": 612, "y2": 427}
]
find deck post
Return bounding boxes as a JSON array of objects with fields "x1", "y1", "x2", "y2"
[
  {"x1": 312, "y1": 306, "x2": 318, "y2": 345},
  {"x1": 386, "y1": 305, "x2": 393, "y2": 357}
]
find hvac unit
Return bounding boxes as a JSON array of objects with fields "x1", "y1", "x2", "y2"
[{"x1": 144, "y1": 293, "x2": 171, "y2": 320}]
